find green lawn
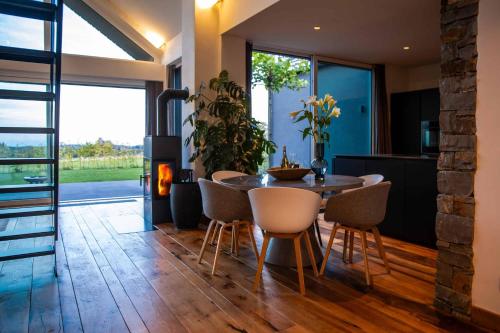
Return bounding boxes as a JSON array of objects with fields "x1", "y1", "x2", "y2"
[
  {"x1": 0, "y1": 167, "x2": 142, "y2": 185},
  {"x1": 60, "y1": 167, "x2": 142, "y2": 183}
]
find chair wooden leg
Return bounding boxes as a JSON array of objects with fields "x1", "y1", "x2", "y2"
[
  {"x1": 253, "y1": 232, "x2": 270, "y2": 291},
  {"x1": 247, "y1": 223, "x2": 259, "y2": 259},
  {"x1": 235, "y1": 223, "x2": 240, "y2": 257},
  {"x1": 198, "y1": 220, "x2": 216, "y2": 264},
  {"x1": 342, "y1": 230, "x2": 349, "y2": 262},
  {"x1": 304, "y1": 230, "x2": 319, "y2": 277},
  {"x1": 360, "y1": 231, "x2": 372, "y2": 286},
  {"x1": 210, "y1": 223, "x2": 220, "y2": 245},
  {"x1": 212, "y1": 224, "x2": 227, "y2": 275},
  {"x1": 293, "y1": 234, "x2": 305, "y2": 295},
  {"x1": 348, "y1": 230, "x2": 355, "y2": 263},
  {"x1": 314, "y1": 220, "x2": 323, "y2": 247},
  {"x1": 320, "y1": 225, "x2": 339, "y2": 275},
  {"x1": 372, "y1": 227, "x2": 390, "y2": 273},
  {"x1": 230, "y1": 224, "x2": 236, "y2": 254}
]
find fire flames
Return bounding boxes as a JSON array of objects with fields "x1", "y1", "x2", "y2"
[{"x1": 157, "y1": 163, "x2": 173, "y2": 197}]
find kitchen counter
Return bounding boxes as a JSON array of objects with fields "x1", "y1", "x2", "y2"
[
  {"x1": 332, "y1": 155, "x2": 437, "y2": 248},
  {"x1": 334, "y1": 154, "x2": 438, "y2": 160}
]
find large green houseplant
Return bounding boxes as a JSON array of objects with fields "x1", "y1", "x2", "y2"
[{"x1": 184, "y1": 70, "x2": 276, "y2": 179}]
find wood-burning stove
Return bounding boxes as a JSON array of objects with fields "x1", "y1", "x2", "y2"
[{"x1": 142, "y1": 88, "x2": 188, "y2": 227}]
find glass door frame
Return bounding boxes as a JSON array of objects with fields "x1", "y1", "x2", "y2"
[
  {"x1": 251, "y1": 46, "x2": 313, "y2": 142},
  {"x1": 248, "y1": 45, "x2": 376, "y2": 162},
  {"x1": 311, "y1": 55, "x2": 376, "y2": 156}
]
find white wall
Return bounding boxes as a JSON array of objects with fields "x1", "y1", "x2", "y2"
[
  {"x1": 162, "y1": 33, "x2": 182, "y2": 65},
  {"x1": 472, "y1": 0, "x2": 500, "y2": 316},
  {"x1": 385, "y1": 63, "x2": 440, "y2": 96},
  {"x1": 219, "y1": 0, "x2": 279, "y2": 34},
  {"x1": 221, "y1": 34, "x2": 247, "y2": 87}
]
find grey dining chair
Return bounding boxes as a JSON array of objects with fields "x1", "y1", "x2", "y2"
[
  {"x1": 337, "y1": 174, "x2": 384, "y2": 262},
  {"x1": 319, "y1": 182, "x2": 392, "y2": 286},
  {"x1": 197, "y1": 178, "x2": 259, "y2": 275},
  {"x1": 211, "y1": 170, "x2": 248, "y2": 247}
]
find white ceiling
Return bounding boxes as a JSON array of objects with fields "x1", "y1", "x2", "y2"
[
  {"x1": 226, "y1": 0, "x2": 441, "y2": 66},
  {"x1": 108, "y1": 0, "x2": 182, "y2": 41}
]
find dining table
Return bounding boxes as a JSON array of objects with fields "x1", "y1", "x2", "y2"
[{"x1": 219, "y1": 173, "x2": 364, "y2": 267}]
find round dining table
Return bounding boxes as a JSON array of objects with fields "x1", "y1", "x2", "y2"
[{"x1": 219, "y1": 173, "x2": 364, "y2": 267}]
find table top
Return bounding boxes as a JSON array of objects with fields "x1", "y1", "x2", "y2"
[{"x1": 219, "y1": 174, "x2": 364, "y2": 193}]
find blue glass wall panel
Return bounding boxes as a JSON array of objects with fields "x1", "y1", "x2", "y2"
[{"x1": 317, "y1": 62, "x2": 372, "y2": 172}]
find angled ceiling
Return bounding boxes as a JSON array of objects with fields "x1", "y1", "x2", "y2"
[
  {"x1": 226, "y1": 0, "x2": 441, "y2": 66},
  {"x1": 107, "y1": 0, "x2": 182, "y2": 42}
]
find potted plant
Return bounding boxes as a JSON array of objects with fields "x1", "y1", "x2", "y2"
[
  {"x1": 184, "y1": 70, "x2": 276, "y2": 179},
  {"x1": 290, "y1": 94, "x2": 341, "y2": 179}
]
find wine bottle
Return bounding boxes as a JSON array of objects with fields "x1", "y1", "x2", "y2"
[{"x1": 281, "y1": 145, "x2": 290, "y2": 168}]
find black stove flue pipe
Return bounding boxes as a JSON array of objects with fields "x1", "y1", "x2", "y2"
[{"x1": 156, "y1": 88, "x2": 189, "y2": 137}]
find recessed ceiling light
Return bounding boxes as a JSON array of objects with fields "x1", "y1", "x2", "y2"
[
  {"x1": 403, "y1": 46, "x2": 410, "y2": 50},
  {"x1": 197, "y1": 0, "x2": 219, "y2": 9},
  {"x1": 314, "y1": 26, "x2": 321, "y2": 31}
]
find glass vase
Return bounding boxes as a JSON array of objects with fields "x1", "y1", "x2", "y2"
[{"x1": 311, "y1": 142, "x2": 328, "y2": 180}]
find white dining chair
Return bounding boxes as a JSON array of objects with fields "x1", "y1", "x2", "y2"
[
  {"x1": 249, "y1": 187, "x2": 321, "y2": 295},
  {"x1": 212, "y1": 170, "x2": 247, "y2": 184}
]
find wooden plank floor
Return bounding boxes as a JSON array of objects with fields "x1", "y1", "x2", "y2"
[{"x1": 0, "y1": 199, "x2": 489, "y2": 333}]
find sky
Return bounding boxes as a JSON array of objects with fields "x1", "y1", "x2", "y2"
[{"x1": 0, "y1": 6, "x2": 143, "y2": 149}]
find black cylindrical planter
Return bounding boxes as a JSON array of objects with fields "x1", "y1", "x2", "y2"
[{"x1": 170, "y1": 182, "x2": 202, "y2": 229}]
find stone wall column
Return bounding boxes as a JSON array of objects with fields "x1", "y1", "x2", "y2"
[{"x1": 435, "y1": 0, "x2": 478, "y2": 320}]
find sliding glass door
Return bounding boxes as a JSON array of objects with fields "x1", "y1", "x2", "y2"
[
  {"x1": 316, "y1": 61, "x2": 372, "y2": 172},
  {"x1": 250, "y1": 49, "x2": 373, "y2": 172}
]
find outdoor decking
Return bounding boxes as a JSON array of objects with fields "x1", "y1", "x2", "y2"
[{"x1": 0, "y1": 199, "x2": 485, "y2": 332}]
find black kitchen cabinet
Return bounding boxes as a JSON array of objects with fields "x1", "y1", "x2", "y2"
[
  {"x1": 391, "y1": 88, "x2": 440, "y2": 155},
  {"x1": 333, "y1": 155, "x2": 437, "y2": 248}
]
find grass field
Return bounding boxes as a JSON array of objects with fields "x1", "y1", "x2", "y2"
[
  {"x1": 0, "y1": 156, "x2": 143, "y2": 185},
  {"x1": 0, "y1": 167, "x2": 142, "y2": 185},
  {"x1": 60, "y1": 168, "x2": 142, "y2": 183}
]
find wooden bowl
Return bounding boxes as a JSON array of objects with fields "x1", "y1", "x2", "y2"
[{"x1": 267, "y1": 167, "x2": 311, "y2": 181}]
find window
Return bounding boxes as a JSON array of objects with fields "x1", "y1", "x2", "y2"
[
  {"x1": 0, "y1": 14, "x2": 44, "y2": 50},
  {"x1": 0, "y1": 3, "x2": 151, "y2": 61},
  {"x1": 317, "y1": 62, "x2": 372, "y2": 171},
  {"x1": 59, "y1": 84, "x2": 145, "y2": 184},
  {"x1": 62, "y1": 5, "x2": 133, "y2": 60},
  {"x1": 251, "y1": 51, "x2": 312, "y2": 168}
]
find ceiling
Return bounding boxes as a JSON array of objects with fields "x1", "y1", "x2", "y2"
[
  {"x1": 226, "y1": 0, "x2": 441, "y2": 66},
  {"x1": 108, "y1": 0, "x2": 182, "y2": 42}
]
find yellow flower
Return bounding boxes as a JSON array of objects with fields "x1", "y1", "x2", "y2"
[
  {"x1": 289, "y1": 110, "x2": 301, "y2": 118},
  {"x1": 327, "y1": 99, "x2": 335, "y2": 109},
  {"x1": 330, "y1": 107, "x2": 341, "y2": 118},
  {"x1": 324, "y1": 94, "x2": 332, "y2": 102},
  {"x1": 317, "y1": 98, "x2": 324, "y2": 108}
]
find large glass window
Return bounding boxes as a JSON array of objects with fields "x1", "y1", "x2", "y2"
[
  {"x1": 251, "y1": 51, "x2": 312, "y2": 168},
  {"x1": 0, "y1": 82, "x2": 50, "y2": 129},
  {"x1": 317, "y1": 62, "x2": 372, "y2": 171},
  {"x1": 59, "y1": 84, "x2": 145, "y2": 184},
  {"x1": 62, "y1": 5, "x2": 133, "y2": 60},
  {"x1": 0, "y1": 14, "x2": 44, "y2": 50}
]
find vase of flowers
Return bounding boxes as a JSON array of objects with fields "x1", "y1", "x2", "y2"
[{"x1": 290, "y1": 94, "x2": 341, "y2": 179}]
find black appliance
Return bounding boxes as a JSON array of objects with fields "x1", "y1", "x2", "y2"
[
  {"x1": 421, "y1": 120, "x2": 440, "y2": 155},
  {"x1": 142, "y1": 88, "x2": 189, "y2": 227}
]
